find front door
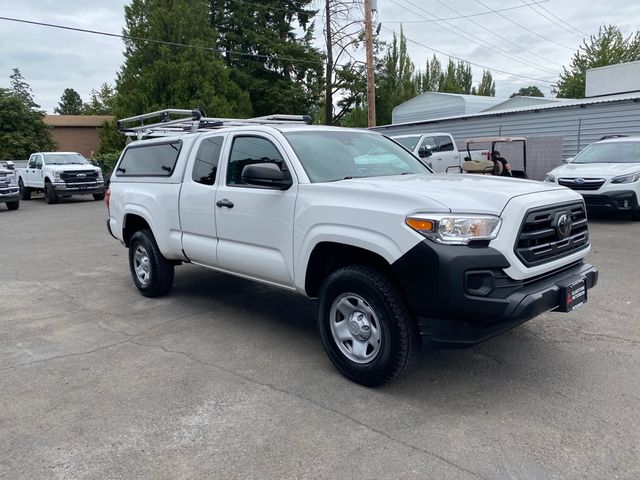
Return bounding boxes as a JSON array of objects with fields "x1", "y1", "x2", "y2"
[
  {"x1": 435, "y1": 135, "x2": 460, "y2": 172},
  {"x1": 179, "y1": 135, "x2": 226, "y2": 266},
  {"x1": 215, "y1": 133, "x2": 297, "y2": 288}
]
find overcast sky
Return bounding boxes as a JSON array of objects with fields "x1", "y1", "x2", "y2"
[{"x1": 0, "y1": 0, "x2": 639, "y2": 113}]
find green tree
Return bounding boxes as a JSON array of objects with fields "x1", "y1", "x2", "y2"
[
  {"x1": 510, "y1": 85, "x2": 544, "y2": 98},
  {"x1": 115, "y1": 0, "x2": 251, "y2": 120},
  {"x1": 10, "y1": 68, "x2": 39, "y2": 109},
  {"x1": 376, "y1": 29, "x2": 418, "y2": 125},
  {"x1": 54, "y1": 88, "x2": 84, "y2": 115},
  {"x1": 439, "y1": 59, "x2": 473, "y2": 94},
  {"x1": 210, "y1": 0, "x2": 323, "y2": 117},
  {"x1": 474, "y1": 70, "x2": 496, "y2": 96},
  {"x1": 0, "y1": 71, "x2": 56, "y2": 159},
  {"x1": 416, "y1": 54, "x2": 442, "y2": 93},
  {"x1": 82, "y1": 83, "x2": 116, "y2": 115},
  {"x1": 555, "y1": 25, "x2": 640, "y2": 98}
]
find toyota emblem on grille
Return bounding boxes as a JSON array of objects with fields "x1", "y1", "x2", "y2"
[{"x1": 553, "y1": 212, "x2": 573, "y2": 239}]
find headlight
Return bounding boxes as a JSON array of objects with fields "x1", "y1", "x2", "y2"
[
  {"x1": 52, "y1": 171, "x2": 62, "y2": 180},
  {"x1": 8, "y1": 174, "x2": 16, "y2": 185},
  {"x1": 544, "y1": 173, "x2": 556, "y2": 183},
  {"x1": 611, "y1": 172, "x2": 640, "y2": 184},
  {"x1": 405, "y1": 214, "x2": 502, "y2": 245},
  {"x1": 97, "y1": 170, "x2": 103, "y2": 180}
]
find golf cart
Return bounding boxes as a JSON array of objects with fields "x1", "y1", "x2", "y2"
[{"x1": 460, "y1": 136, "x2": 528, "y2": 178}]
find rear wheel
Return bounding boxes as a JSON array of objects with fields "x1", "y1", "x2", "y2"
[
  {"x1": 93, "y1": 192, "x2": 105, "y2": 201},
  {"x1": 44, "y1": 182, "x2": 58, "y2": 204},
  {"x1": 128, "y1": 229, "x2": 175, "y2": 297},
  {"x1": 19, "y1": 179, "x2": 31, "y2": 200},
  {"x1": 6, "y1": 200, "x2": 19, "y2": 210},
  {"x1": 318, "y1": 265, "x2": 419, "y2": 387}
]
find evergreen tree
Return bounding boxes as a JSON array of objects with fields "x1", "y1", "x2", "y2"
[
  {"x1": 555, "y1": 25, "x2": 640, "y2": 98},
  {"x1": 10, "y1": 68, "x2": 39, "y2": 109},
  {"x1": 439, "y1": 59, "x2": 473, "y2": 94},
  {"x1": 417, "y1": 55, "x2": 442, "y2": 93},
  {"x1": 115, "y1": 0, "x2": 252, "y2": 120},
  {"x1": 1, "y1": 70, "x2": 56, "y2": 159},
  {"x1": 54, "y1": 88, "x2": 84, "y2": 115},
  {"x1": 209, "y1": 0, "x2": 323, "y2": 117},
  {"x1": 82, "y1": 83, "x2": 116, "y2": 115},
  {"x1": 376, "y1": 29, "x2": 418, "y2": 125},
  {"x1": 510, "y1": 85, "x2": 544, "y2": 98},
  {"x1": 475, "y1": 70, "x2": 496, "y2": 96}
]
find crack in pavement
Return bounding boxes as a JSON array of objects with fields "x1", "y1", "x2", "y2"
[{"x1": 128, "y1": 339, "x2": 487, "y2": 480}]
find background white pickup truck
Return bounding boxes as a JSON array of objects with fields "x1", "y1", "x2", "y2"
[
  {"x1": 17, "y1": 152, "x2": 105, "y2": 204},
  {"x1": 390, "y1": 132, "x2": 490, "y2": 173},
  {"x1": 0, "y1": 163, "x2": 19, "y2": 210},
  {"x1": 107, "y1": 110, "x2": 598, "y2": 386}
]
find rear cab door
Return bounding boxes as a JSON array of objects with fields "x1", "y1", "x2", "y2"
[{"x1": 178, "y1": 133, "x2": 227, "y2": 266}]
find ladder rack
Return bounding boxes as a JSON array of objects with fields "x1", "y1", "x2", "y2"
[{"x1": 117, "y1": 108, "x2": 313, "y2": 139}]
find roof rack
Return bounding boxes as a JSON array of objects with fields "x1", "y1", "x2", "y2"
[{"x1": 117, "y1": 108, "x2": 313, "y2": 139}]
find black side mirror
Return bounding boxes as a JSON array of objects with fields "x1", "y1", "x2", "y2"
[
  {"x1": 418, "y1": 146, "x2": 433, "y2": 158},
  {"x1": 241, "y1": 162, "x2": 293, "y2": 190}
]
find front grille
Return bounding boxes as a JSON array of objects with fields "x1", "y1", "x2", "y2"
[
  {"x1": 515, "y1": 202, "x2": 589, "y2": 267},
  {"x1": 61, "y1": 170, "x2": 99, "y2": 184},
  {"x1": 558, "y1": 178, "x2": 605, "y2": 190}
]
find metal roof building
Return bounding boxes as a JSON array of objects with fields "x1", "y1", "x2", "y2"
[
  {"x1": 391, "y1": 92, "x2": 504, "y2": 124},
  {"x1": 375, "y1": 93, "x2": 640, "y2": 161}
]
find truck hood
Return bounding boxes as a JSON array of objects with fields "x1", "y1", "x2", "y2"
[
  {"x1": 550, "y1": 162, "x2": 640, "y2": 178},
  {"x1": 338, "y1": 174, "x2": 566, "y2": 215}
]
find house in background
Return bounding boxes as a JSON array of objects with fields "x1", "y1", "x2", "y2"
[{"x1": 44, "y1": 115, "x2": 114, "y2": 158}]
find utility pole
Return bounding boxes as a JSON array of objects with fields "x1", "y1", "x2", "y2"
[
  {"x1": 324, "y1": 0, "x2": 333, "y2": 125},
  {"x1": 364, "y1": 0, "x2": 376, "y2": 127}
]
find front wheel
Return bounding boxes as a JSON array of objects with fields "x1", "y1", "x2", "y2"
[
  {"x1": 93, "y1": 192, "x2": 105, "y2": 201},
  {"x1": 128, "y1": 229, "x2": 175, "y2": 297},
  {"x1": 632, "y1": 210, "x2": 640, "y2": 221},
  {"x1": 6, "y1": 200, "x2": 19, "y2": 210},
  {"x1": 44, "y1": 182, "x2": 58, "y2": 204},
  {"x1": 19, "y1": 179, "x2": 31, "y2": 200},
  {"x1": 318, "y1": 265, "x2": 419, "y2": 387}
]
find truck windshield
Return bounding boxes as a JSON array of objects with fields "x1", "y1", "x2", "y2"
[
  {"x1": 391, "y1": 135, "x2": 421, "y2": 151},
  {"x1": 573, "y1": 142, "x2": 640, "y2": 164},
  {"x1": 284, "y1": 131, "x2": 430, "y2": 183},
  {"x1": 44, "y1": 153, "x2": 90, "y2": 165}
]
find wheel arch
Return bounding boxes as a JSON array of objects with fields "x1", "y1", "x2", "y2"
[{"x1": 304, "y1": 242, "x2": 398, "y2": 298}]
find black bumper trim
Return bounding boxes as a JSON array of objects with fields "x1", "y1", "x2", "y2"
[
  {"x1": 581, "y1": 190, "x2": 639, "y2": 211},
  {"x1": 392, "y1": 240, "x2": 598, "y2": 348}
]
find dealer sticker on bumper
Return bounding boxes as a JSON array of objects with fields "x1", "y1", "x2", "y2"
[{"x1": 559, "y1": 279, "x2": 587, "y2": 312}]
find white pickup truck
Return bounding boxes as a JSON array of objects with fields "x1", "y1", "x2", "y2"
[
  {"x1": 107, "y1": 109, "x2": 598, "y2": 386},
  {"x1": 0, "y1": 162, "x2": 20, "y2": 210},
  {"x1": 17, "y1": 152, "x2": 105, "y2": 204}
]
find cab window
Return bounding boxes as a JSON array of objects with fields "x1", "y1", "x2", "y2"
[{"x1": 192, "y1": 136, "x2": 224, "y2": 185}]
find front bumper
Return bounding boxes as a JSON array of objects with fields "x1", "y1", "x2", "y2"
[
  {"x1": 0, "y1": 186, "x2": 19, "y2": 203},
  {"x1": 581, "y1": 190, "x2": 639, "y2": 212},
  {"x1": 392, "y1": 241, "x2": 598, "y2": 348},
  {"x1": 52, "y1": 182, "x2": 105, "y2": 196}
]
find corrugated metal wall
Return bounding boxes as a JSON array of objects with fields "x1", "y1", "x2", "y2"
[{"x1": 379, "y1": 98, "x2": 640, "y2": 161}]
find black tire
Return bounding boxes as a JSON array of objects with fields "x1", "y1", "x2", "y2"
[
  {"x1": 318, "y1": 265, "x2": 419, "y2": 387},
  {"x1": 6, "y1": 200, "x2": 19, "y2": 210},
  {"x1": 632, "y1": 210, "x2": 640, "y2": 221},
  {"x1": 128, "y1": 229, "x2": 175, "y2": 297},
  {"x1": 19, "y1": 179, "x2": 31, "y2": 200},
  {"x1": 93, "y1": 192, "x2": 105, "y2": 201},
  {"x1": 44, "y1": 182, "x2": 58, "y2": 204}
]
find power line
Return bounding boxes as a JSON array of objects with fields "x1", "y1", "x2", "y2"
[
  {"x1": 390, "y1": 0, "x2": 559, "y2": 75},
  {"x1": 381, "y1": 26, "x2": 555, "y2": 84},
  {"x1": 530, "y1": 2, "x2": 589, "y2": 37},
  {"x1": 473, "y1": 0, "x2": 575, "y2": 51},
  {"x1": 428, "y1": 0, "x2": 562, "y2": 69},
  {"x1": 382, "y1": 0, "x2": 550, "y2": 24},
  {"x1": 0, "y1": 15, "x2": 326, "y2": 67}
]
